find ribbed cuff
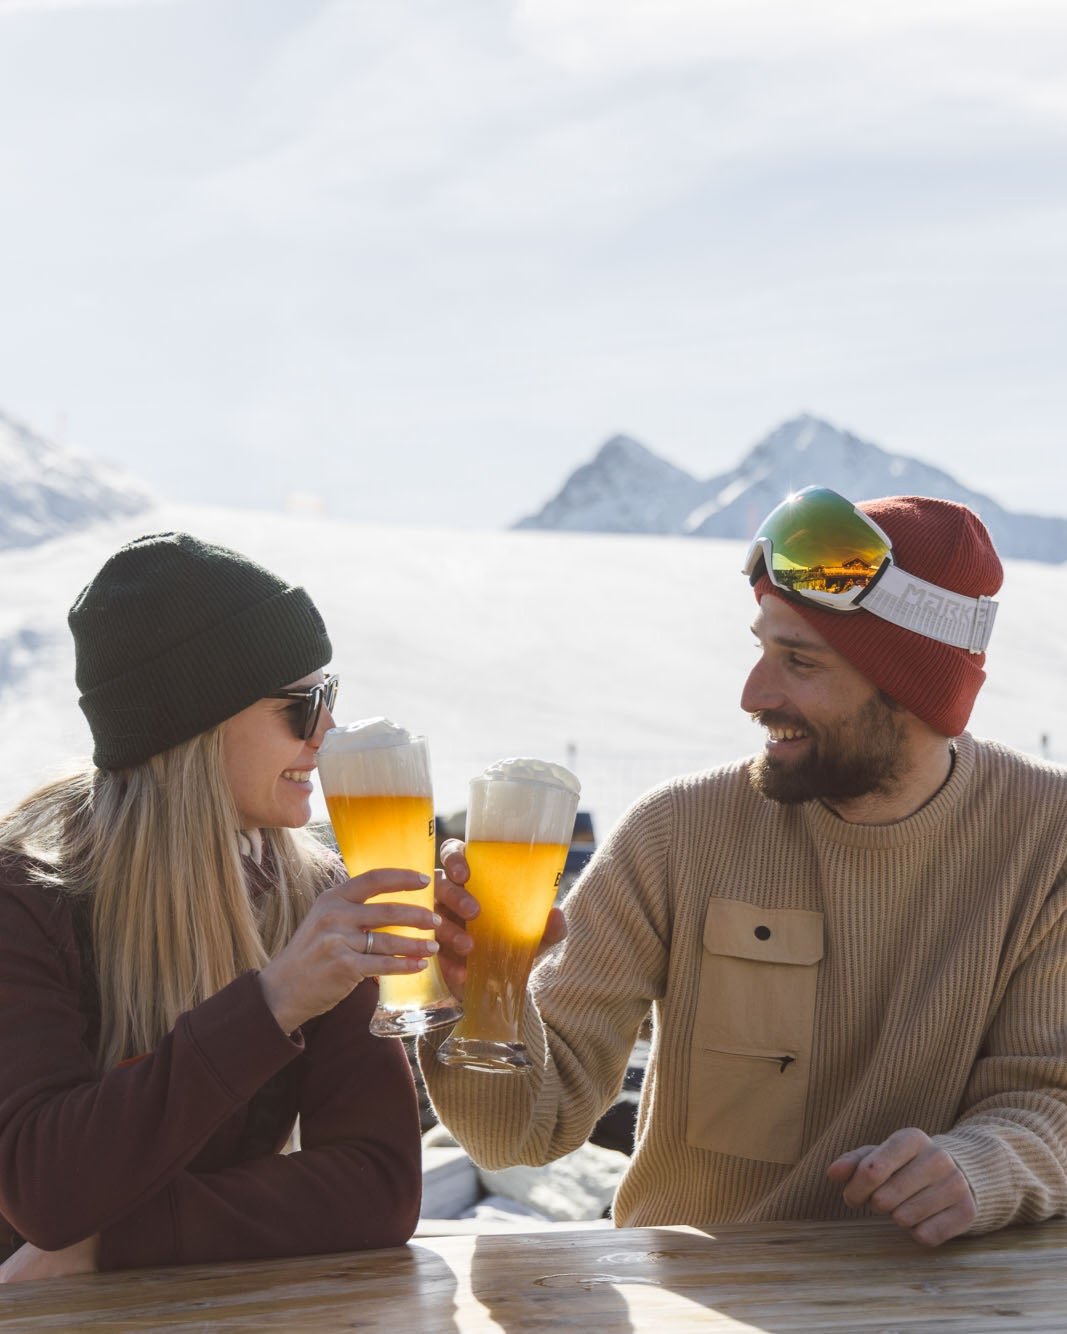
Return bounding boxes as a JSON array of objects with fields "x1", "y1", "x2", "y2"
[{"x1": 933, "y1": 1129, "x2": 1017, "y2": 1234}]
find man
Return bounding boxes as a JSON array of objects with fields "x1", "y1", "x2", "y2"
[{"x1": 424, "y1": 489, "x2": 1067, "y2": 1247}]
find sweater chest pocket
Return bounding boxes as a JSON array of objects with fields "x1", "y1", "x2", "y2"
[{"x1": 686, "y1": 897, "x2": 824, "y2": 1165}]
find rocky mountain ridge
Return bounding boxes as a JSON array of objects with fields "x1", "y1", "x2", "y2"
[{"x1": 516, "y1": 415, "x2": 1066, "y2": 564}]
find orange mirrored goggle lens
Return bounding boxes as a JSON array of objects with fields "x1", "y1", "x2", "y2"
[{"x1": 746, "y1": 487, "x2": 891, "y2": 606}]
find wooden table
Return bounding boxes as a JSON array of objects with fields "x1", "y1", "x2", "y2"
[{"x1": 2, "y1": 1216, "x2": 1066, "y2": 1331}]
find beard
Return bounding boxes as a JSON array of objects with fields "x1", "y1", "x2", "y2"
[{"x1": 748, "y1": 691, "x2": 908, "y2": 806}]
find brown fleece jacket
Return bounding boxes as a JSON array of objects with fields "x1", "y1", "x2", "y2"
[{"x1": 0, "y1": 855, "x2": 422, "y2": 1270}]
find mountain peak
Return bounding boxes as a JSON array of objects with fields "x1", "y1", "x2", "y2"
[
  {"x1": 0, "y1": 410, "x2": 154, "y2": 550},
  {"x1": 515, "y1": 434, "x2": 699, "y2": 535},
  {"x1": 749, "y1": 414, "x2": 871, "y2": 461},
  {"x1": 594, "y1": 434, "x2": 660, "y2": 466}
]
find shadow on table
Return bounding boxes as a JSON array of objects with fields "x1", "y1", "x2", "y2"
[{"x1": 469, "y1": 1232, "x2": 636, "y2": 1332}]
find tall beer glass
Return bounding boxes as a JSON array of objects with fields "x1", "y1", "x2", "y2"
[
  {"x1": 318, "y1": 718, "x2": 462, "y2": 1038},
  {"x1": 437, "y1": 758, "x2": 580, "y2": 1073}
]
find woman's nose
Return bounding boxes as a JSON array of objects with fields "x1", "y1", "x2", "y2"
[{"x1": 310, "y1": 703, "x2": 336, "y2": 745}]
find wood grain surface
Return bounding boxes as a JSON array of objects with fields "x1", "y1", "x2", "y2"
[{"x1": 1, "y1": 1216, "x2": 1065, "y2": 1331}]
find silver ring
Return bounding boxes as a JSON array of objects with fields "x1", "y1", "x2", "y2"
[{"x1": 364, "y1": 929, "x2": 374, "y2": 955}]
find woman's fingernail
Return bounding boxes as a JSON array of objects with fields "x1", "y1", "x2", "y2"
[
  {"x1": 425, "y1": 941, "x2": 440, "y2": 953},
  {"x1": 432, "y1": 913, "x2": 442, "y2": 926},
  {"x1": 418, "y1": 873, "x2": 431, "y2": 885}
]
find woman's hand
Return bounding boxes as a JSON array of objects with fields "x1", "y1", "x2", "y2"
[
  {"x1": 435, "y1": 840, "x2": 567, "y2": 999},
  {"x1": 258, "y1": 869, "x2": 440, "y2": 1034},
  {"x1": 0, "y1": 1234, "x2": 99, "y2": 1284}
]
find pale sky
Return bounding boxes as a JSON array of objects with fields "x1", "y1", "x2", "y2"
[{"x1": 1, "y1": 0, "x2": 1065, "y2": 526}]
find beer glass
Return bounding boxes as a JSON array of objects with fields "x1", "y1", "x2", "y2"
[
  {"x1": 318, "y1": 719, "x2": 462, "y2": 1038},
  {"x1": 437, "y1": 758, "x2": 580, "y2": 1072}
]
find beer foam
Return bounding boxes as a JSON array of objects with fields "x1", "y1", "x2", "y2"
[
  {"x1": 468, "y1": 757, "x2": 580, "y2": 844},
  {"x1": 318, "y1": 718, "x2": 431, "y2": 797},
  {"x1": 479, "y1": 757, "x2": 581, "y2": 797},
  {"x1": 320, "y1": 717, "x2": 414, "y2": 753}
]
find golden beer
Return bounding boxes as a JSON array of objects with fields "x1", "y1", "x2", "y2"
[
  {"x1": 318, "y1": 721, "x2": 462, "y2": 1038},
  {"x1": 437, "y1": 757, "x2": 580, "y2": 1072},
  {"x1": 325, "y1": 793, "x2": 439, "y2": 1011},
  {"x1": 454, "y1": 839, "x2": 569, "y2": 1044}
]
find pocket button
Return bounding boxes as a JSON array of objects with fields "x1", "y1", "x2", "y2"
[{"x1": 754, "y1": 925, "x2": 772, "y2": 941}]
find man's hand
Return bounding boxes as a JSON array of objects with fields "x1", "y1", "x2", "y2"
[
  {"x1": 827, "y1": 1127, "x2": 977, "y2": 1247},
  {"x1": 0, "y1": 1234, "x2": 99, "y2": 1283},
  {"x1": 435, "y1": 839, "x2": 567, "y2": 999}
]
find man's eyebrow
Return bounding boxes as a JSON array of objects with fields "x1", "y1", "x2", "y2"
[
  {"x1": 750, "y1": 624, "x2": 834, "y2": 654},
  {"x1": 772, "y1": 634, "x2": 834, "y2": 653}
]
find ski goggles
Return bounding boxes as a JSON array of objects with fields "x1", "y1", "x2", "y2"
[
  {"x1": 743, "y1": 486, "x2": 997, "y2": 653},
  {"x1": 267, "y1": 673, "x2": 339, "y2": 739}
]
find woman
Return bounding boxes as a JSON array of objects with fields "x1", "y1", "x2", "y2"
[{"x1": 0, "y1": 531, "x2": 438, "y2": 1281}]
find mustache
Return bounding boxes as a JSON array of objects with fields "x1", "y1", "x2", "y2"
[{"x1": 751, "y1": 709, "x2": 813, "y2": 733}]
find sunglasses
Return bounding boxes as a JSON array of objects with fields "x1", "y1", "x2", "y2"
[
  {"x1": 267, "y1": 674, "x2": 339, "y2": 740},
  {"x1": 743, "y1": 486, "x2": 997, "y2": 653}
]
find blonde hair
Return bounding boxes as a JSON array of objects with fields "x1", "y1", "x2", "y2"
[{"x1": 0, "y1": 727, "x2": 335, "y2": 1071}]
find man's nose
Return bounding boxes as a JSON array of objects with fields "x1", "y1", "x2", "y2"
[{"x1": 740, "y1": 656, "x2": 786, "y2": 716}]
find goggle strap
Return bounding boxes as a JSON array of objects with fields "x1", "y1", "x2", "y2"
[{"x1": 860, "y1": 564, "x2": 997, "y2": 653}]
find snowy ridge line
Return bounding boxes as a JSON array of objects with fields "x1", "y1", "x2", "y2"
[
  {"x1": 0, "y1": 409, "x2": 153, "y2": 551},
  {"x1": 516, "y1": 414, "x2": 1067, "y2": 565}
]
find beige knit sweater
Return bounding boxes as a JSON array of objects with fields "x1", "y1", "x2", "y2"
[{"x1": 421, "y1": 734, "x2": 1067, "y2": 1233}]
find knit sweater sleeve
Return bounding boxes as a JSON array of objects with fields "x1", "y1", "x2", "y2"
[
  {"x1": 420, "y1": 783, "x2": 675, "y2": 1169},
  {"x1": 933, "y1": 873, "x2": 1067, "y2": 1234},
  {"x1": 0, "y1": 870, "x2": 421, "y2": 1268}
]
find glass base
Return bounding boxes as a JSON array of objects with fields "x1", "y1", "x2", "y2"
[
  {"x1": 435, "y1": 1034, "x2": 531, "y2": 1073},
  {"x1": 369, "y1": 996, "x2": 463, "y2": 1039}
]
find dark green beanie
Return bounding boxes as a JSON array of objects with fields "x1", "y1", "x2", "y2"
[{"x1": 69, "y1": 531, "x2": 333, "y2": 770}]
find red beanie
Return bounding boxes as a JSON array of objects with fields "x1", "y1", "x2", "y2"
[{"x1": 753, "y1": 495, "x2": 1004, "y2": 737}]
